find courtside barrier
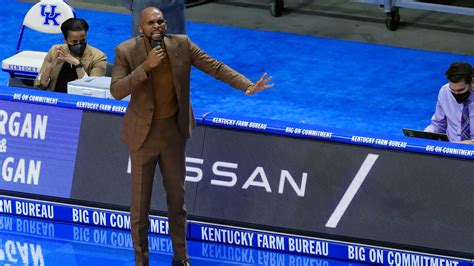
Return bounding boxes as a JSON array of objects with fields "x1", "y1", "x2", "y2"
[
  {"x1": 1, "y1": 86, "x2": 473, "y2": 261},
  {"x1": 203, "y1": 112, "x2": 474, "y2": 159},
  {"x1": 0, "y1": 195, "x2": 471, "y2": 266},
  {"x1": 1, "y1": 86, "x2": 473, "y2": 159}
]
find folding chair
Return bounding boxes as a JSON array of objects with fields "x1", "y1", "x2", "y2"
[{"x1": 1, "y1": 0, "x2": 75, "y2": 88}]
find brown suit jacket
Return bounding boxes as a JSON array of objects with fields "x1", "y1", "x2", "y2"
[
  {"x1": 110, "y1": 34, "x2": 253, "y2": 151},
  {"x1": 34, "y1": 44, "x2": 107, "y2": 90}
]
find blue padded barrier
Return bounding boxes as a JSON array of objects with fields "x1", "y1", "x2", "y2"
[
  {"x1": 1, "y1": 85, "x2": 473, "y2": 159},
  {"x1": 203, "y1": 111, "x2": 474, "y2": 160}
]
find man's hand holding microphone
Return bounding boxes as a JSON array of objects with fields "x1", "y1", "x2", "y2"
[{"x1": 143, "y1": 42, "x2": 166, "y2": 73}]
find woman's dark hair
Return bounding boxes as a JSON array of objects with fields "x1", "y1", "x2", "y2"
[
  {"x1": 60, "y1": 18, "x2": 89, "y2": 39},
  {"x1": 445, "y1": 62, "x2": 473, "y2": 84}
]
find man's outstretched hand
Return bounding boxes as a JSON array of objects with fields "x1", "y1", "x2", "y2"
[{"x1": 246, "y1": 72, "x2": 274, "y2": 95}]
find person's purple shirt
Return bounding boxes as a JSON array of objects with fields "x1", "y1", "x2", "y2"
[{"x1": 425, "y1": 83, "x2": 474, "y2": 142}]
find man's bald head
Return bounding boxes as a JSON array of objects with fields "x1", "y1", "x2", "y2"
[
  {"x1": 138, "y1": 7, "x2": 167, "y2": 41},
  {"x1": 140, "y1": 7, "x2": 162, "y2": 25}
]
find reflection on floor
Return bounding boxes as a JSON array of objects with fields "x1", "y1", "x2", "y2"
[{"x1": 0, "y1": 214, "x2": 363, "y2": 266}]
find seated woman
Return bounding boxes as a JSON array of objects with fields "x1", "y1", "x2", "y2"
[{"x1": 35, "y1": 18, "x2": 107, "y2": 93}]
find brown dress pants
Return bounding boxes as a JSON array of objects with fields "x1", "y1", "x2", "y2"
[{"x1": 130, "y1": 114, "x2": 188, "y2": 266}]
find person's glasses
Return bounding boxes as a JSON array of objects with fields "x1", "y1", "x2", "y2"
[{"x1": 449, "y1": 84, "x2": 471, "y2": 95}]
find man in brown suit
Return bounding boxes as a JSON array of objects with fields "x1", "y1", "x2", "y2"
[{"x1": 110, "y1": 7, "x2": 273, "y2": 266}]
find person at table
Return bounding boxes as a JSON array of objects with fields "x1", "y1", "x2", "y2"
[
  {"x1": 35, "y1": 18, "x2": 106, "y2": 93},
  {"x1": 425, "y1": 62, "x2": 474, "y2": 144}
]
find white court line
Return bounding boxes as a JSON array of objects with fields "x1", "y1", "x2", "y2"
[{"x1": 325, "y1": 153, "x2": 379, "y2": 228}]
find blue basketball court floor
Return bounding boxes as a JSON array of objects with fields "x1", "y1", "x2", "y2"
[{"x1": 0, "y1": 214, "x2": 362, "y2": 265}]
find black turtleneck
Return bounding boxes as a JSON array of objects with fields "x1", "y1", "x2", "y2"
[{"x1": 54, "y1": 63, "x2": 78, "y2": 93}]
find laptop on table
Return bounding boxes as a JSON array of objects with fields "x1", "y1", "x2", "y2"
[{"x1": 402, "y1": 128, "x2": 449, "y2": 142}]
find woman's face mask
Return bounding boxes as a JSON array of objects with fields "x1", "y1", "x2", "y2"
[
  {"x1": 65, "y1": 30, "x2": 87, "y2": 57},
  {"x1": 68, "y1": 42, "x2": 87, "y2": 57}
]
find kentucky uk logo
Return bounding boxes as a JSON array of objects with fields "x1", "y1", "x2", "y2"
[{"x1": 40, "y1": 4, "x2": 61, "y2": 26}]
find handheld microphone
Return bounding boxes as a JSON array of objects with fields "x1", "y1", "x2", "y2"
[{"x1": 150, "y1": 39, "x2": 162, "y2": 49}]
